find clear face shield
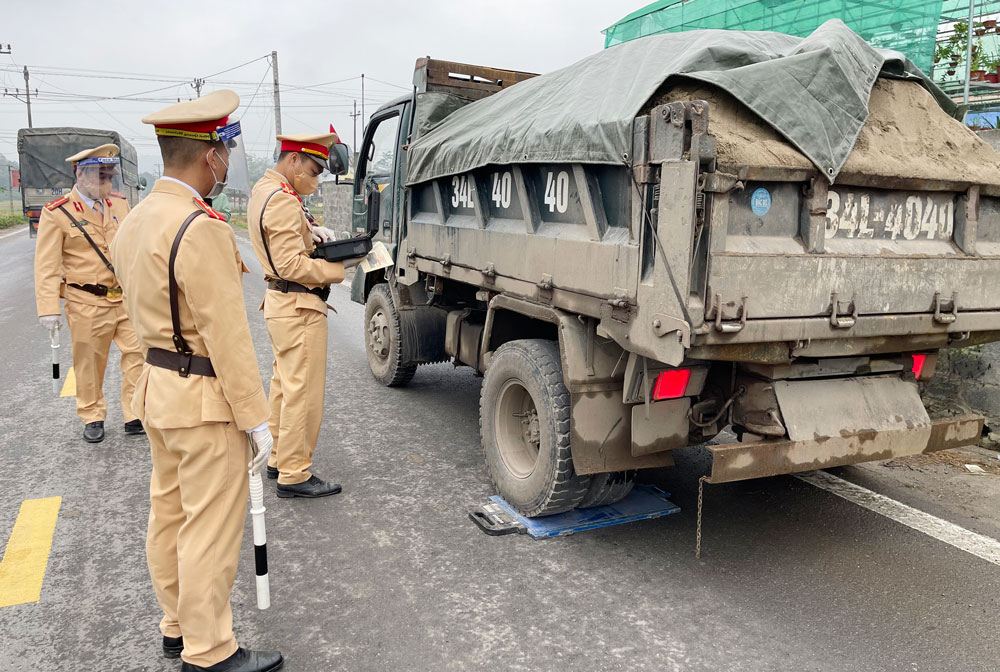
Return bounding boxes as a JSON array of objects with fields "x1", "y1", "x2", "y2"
[
  {"x1": 75, "y1": 156, "x2": 121, "y2": 200},
  {"x1": 213, "y1": 121, "x2": 250, "y2": 197}
]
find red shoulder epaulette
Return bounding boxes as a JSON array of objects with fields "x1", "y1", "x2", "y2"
[
  {"x1": 280, "y1": 182, "x2": 302, "y2": 202},
  {"x1": 193, "y1": 197, "x2": 225, "y2": 220},
  {"x1": 45, "y1": 195, "x2": 70, "y2": 211}
]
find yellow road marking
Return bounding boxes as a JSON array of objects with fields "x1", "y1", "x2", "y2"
[
  {"x1": 60, "y1": 366, "x2": 76, "y2": 398},
  {"x1": 0, "y1": 497, "x2": 62, "y2": 608}
]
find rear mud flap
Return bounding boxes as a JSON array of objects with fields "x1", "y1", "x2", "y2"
[{"x1": 707, "y1": 376, "x2": 983, "y2": 483}]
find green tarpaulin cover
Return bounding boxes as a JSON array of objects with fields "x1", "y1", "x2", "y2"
[{"x1": 406, "y1": 20, "x2": 951, "y2": 186}]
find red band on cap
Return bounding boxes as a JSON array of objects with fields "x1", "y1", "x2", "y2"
[
  {"x1": 280, "y1": 140, "x2": 330, "y2": 159},
  {"x1": 154, "y1": 116, "x2": 229, "y2": 134}
]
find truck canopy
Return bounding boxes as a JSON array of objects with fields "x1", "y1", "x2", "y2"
[{"x1": 406, "y1": 19, "x2": 948, "y2": 187}]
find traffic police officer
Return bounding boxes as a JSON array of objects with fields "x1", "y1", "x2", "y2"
[
  {"x1": 33, "y1": 143, "x2": 144, "y2": 443},
  {"x1": 248, "y1": 132, "x2": 354, "y2": 498},
  {"x1": 110, "y1": 90, "x2": 283, "y2": 672}
]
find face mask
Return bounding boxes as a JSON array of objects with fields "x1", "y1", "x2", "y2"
[
  {"x1": 207, "y1": 149, "x2": 230, "y2": 198},
  {"x1": 291, "y1": 158, "x2": 320, "y2": 195}
]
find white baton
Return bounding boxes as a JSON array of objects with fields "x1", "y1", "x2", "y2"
[
  {"x1": 248, "y1": 470, "x2": 270, "y2": 610},
  {"x1": 49, "y1": 325, "x2": 60, "y2": 395}
]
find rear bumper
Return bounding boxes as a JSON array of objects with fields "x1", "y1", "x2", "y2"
[{"x1": 706, "y1": 414, "x2": 983, "y2": 484}]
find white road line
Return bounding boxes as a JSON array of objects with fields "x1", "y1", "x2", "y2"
[
  {"x1": 796, "y1": 470, "x2": 1000, "y2": 566},
  {"x1": 0, "y1": 227, "x2": 28, "y2": 241}
]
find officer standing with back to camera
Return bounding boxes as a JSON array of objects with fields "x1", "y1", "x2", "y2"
[
  {"x1": 248, "y1": 130, "x2": 359, "y2": 499},
  {"x1": 33, "y1": 143, "x2": 144, "y2": 443},
  {"x1": 110, "y1": 90, "x2": 282, "y2": 672}
]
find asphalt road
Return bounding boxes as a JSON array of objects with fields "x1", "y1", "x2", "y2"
[{"x1": 1, "y1": 225, "x2": 998, "y2": 672}]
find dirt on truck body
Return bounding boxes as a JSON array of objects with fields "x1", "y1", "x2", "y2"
[{"x1": 349, "y1": 21, "x2": 996, "y2": 517}]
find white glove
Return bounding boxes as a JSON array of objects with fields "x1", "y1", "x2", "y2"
[
  {"x1": 39, "y1": 315, "x2": 62, "y2": 331},
  {"x1": 310, "y1": 225, "x2": 336, "y2": 244},
  {"x1": 247, "y1": 425, "x2": 273, "y2": 475}
]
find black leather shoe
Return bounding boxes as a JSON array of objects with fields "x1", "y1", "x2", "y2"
[
  {"x1": 163, "y1": 635, "x2": 183, "y2": 659},
  {"x1": 180, "y1": 647, "x2": 283, "y2": 671},
  {"x1": 124, "y1": 419, "x2": 146, "y2": 435},
  {"x1": 83, "y1": 421, "x2": 105, "y2": 443},
  {"x1": 276, "y1": 475, "x2": 342, "y2": 499},
  {"x1": 266, "y1": 465, "x2": 278, "y2": 480}
]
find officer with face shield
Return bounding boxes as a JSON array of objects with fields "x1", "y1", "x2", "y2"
[
  {"x1": 33, "y1": 143, "x2": 144, "y2": 443},
  {"x1": 110, "y1": 90, "x2": 282, "y2": 672},
  {"x1": 248, "y1": 131, "x2": 359, "y2": 498}
]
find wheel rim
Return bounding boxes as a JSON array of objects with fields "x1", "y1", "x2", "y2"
[
  {"x1": 367, "y1": 309, "x2": 392, "y2": 363},
  {"x1": 495, "y1": 379, "x2": 541, "y2": 479}
]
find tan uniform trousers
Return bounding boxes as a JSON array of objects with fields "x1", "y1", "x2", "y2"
[
  {"x1": 146, "y1": 421, "x2": 249, "y2": 668},
  {"x1": 63, "y1": 300, "x2": 143, "y2": 424},
  {"x1": 265, "y1": 308, "x2": 328, "y2": 485}
]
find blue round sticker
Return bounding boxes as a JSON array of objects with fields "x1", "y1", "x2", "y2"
[{"x1": 750, "y1": 187, "x2": 771, "y2": 217}]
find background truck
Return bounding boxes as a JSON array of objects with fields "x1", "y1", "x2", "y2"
[
  {"x1": 17, "y1": 127, "x2": 144, "y2": 237},
  {"x1": 349, "y1": 25, "x2": 998, "y2": 517}
]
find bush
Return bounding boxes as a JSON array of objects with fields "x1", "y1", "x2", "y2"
[{"x1": 0, "y1": 214, "x2": 26, "y2": 229}]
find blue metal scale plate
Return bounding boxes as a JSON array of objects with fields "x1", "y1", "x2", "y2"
[{"x1": 487, "y1": 484, "x2": 681, "y2": 539}]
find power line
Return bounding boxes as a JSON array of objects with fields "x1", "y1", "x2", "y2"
[
  {"x1": 238, "y1": 62, "x2": 273, "y2": 116},
  {"x1": 363, "y1": 75, "x2": 411, "y2": 91},
  {"x1": 202, "y1": 54, "x2": 270, "y2": 80}
]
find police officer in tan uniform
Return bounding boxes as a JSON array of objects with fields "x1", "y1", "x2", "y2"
[
  {"x1": 110, "y1": 90, "x2": 283, "y2": 672},
  {"x1": 34, "y1": 143, "x2": 144, "y2": 443},
  {"x1": 248, "y1": 132, "x2": 358, "y2": 498}
]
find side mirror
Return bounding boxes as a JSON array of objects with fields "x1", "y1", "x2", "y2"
[
  {"x1": 139, "y1": 176, "x2": 148, "y2": 190},
  {"x1": 328, "y1": 143, "x2": 351, "y2": 177}
]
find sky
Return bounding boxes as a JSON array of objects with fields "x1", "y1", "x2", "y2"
[{"x1": 1, "y1": 0, "x2": 634, "y2": 174}]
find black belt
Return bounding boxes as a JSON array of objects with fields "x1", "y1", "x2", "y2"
[
  {"x1": 69, "y1": 283, "x2": 123, "y2": 299},
  {"x1": 146, "y1": 347, "x2": 216, "y2": 377},
  {"x1": 267, "y1": 278, "x2": 330, "y2": 302}
]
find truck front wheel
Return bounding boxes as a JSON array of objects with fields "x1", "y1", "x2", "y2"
[
  {"x1": 364, "y1": 284, "x2": 417, "y2": 387},
  {"x1": 480, "y1": 339, "x2": 592, "y2": 517}
]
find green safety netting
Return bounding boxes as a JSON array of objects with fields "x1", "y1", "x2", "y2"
[{"x1": 604, "y1": 0, "x2": 944, "y2": 74}]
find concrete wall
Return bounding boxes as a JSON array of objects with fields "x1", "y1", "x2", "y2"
[
  {"x1": 321, "y1": 179, "x2": 354, "y2": 234},
  {"x1": 925, "y1": 345, "x2": 1000, "y2": 430}
]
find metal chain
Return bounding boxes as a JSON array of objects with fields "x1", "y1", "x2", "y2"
[{"x1": 696, "y1": 475, "x2": 708, "y2": 559}]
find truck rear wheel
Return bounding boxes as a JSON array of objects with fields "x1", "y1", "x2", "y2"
[
  {"x1": 578, "y1": 471, "x2": 636, "y2": 509},
  {"x1": 364, "y1": 284, "x2": 417, "y2": 387},
  {"x1": 480, "y1": 339, "x2": 591, "y2": 517}
]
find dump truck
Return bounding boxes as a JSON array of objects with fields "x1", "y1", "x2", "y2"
[
  {"x1": 17, "y1": 127, "x2": 144, "y2": 237},
  {"x1": 349, "y1": 21, "x2": 999, "y2": 517}
]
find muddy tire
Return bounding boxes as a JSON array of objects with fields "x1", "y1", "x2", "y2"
[
  {"x1": 480, "y1": 339, "x2": 591, "y2": 517},
  {"x1": 577, "y1": 470, "x2": 636, "y2": 509},
  {"x1": 364, "y1": 284, "x2": 417, "y2": 387}
]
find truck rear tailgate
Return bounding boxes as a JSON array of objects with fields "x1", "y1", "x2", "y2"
[{"x1": 704, "y1": 181, "x2": 1000, "y2": 329}]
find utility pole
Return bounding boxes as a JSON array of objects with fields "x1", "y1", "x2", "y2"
[
  {"x1": 361, "y1": 73, "x2": 365, "y2": 132},
  {"x1": 349, "y1": 100, "x2": 360, "y2": 149},
  {"x1": 272, "y1": 50, "x2": 283, "y2": 160},
  {"x1": 191, "y1": 77, "x2": 204, "y2": 98},
  {"x1": 23, "y1": 66, "x2": 32, "y2": 128}
]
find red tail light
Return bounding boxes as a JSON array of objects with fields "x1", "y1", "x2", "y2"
[
  {"x1": 652, "y1": 369, "x2": 691, "y2": 400},
  {"x1": 911, "y1": 354, "x2": 926, "y2": 378}
]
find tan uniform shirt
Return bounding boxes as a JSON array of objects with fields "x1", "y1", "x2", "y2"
[
  {"x1": 109, "y1": 179, "x2": 268, "y2": 430},
  {"x1": 34, "y1": 187, "x2": 130, "y2": 315},
  {"x1": 247, "y1": 168, "x2": 344, "y2": 318}
]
